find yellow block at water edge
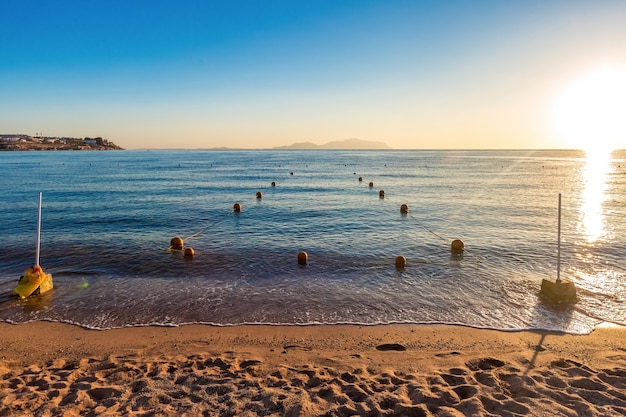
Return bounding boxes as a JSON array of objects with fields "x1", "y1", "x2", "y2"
[{"x1": 13, "y1": 266, "x2": 53, "y2": 298}]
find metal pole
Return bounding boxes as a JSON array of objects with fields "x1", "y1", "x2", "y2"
[
  {"x1": 35, "y1": 192, "x2": 42, "y2": 267},
  {"x1": 557, "y1": 193, "x2": 561, "y2": 283}
]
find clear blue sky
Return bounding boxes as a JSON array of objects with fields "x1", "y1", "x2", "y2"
[{"x1": 2, "y1": 0, "x2": 625, "y2": 149}]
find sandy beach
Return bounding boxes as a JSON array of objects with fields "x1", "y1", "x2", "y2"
[{"x1": 1, "y1": 322, "x2": 625, "y2": 416}]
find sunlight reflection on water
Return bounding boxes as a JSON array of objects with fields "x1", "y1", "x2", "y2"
[{"x1": 579, "y1": 148, "x2": 611, "y2": 243}]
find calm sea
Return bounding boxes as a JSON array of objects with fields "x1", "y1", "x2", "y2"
[{"x1": 0, "y1": 149, "x2": 624, "y2": 334}]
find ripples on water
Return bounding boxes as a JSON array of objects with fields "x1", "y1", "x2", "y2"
[{"x1": 0, "y1": 149, "x2": 624, "y2": 334}]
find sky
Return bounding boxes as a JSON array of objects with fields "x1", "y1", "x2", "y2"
[{"x1": 1, "y1": 0, "x2": 626, "y2": 150}]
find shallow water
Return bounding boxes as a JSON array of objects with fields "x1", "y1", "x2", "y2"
[{"x1": 1, "y1": 149, "x2": 624, "y2": 333}]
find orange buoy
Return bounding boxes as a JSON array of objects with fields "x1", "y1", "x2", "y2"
[
  {"x1": 400, "y1": 204, "x2": 409, "y2": 214},
  {"x1": 379, "y1": 190, "x2": 385, "y2": 198},
  {"x1": 297, "y1": 251, "x2": 308, "y2": 266},
  {"x1": 395, "y1": 256, "x2": 406, "y2": 268},
  {"x1": 271, "y1": 181, "x2": 276, "y2": 187},
  {"x1": 184, "y1": 247, "x2": 195, "y2": 258},
  {"x1": 256, "y1": 191, "x2": 262, "y2": 199},
  {"x1": 170, "y1": 236, "x2": 184, "y2": 250},
  {"x1": 369, "y1": 182, "x2": 374, "y2": 187},
  {"x1": 451, "y1": 239, "x2": 464, "y2": 255},
  {"x1": 233, "y1": 203, "x2": 242, "y2": 212}
]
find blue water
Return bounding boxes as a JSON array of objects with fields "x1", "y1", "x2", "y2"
[{"x1": 1, "y1": 149, "x2": 625, "y2": 334}]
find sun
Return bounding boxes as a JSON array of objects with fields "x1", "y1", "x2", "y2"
[{"x1": 552, "y1": 66, "x2": 626, "y2": 151}]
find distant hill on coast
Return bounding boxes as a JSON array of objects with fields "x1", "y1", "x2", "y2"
[
  {"x1": 273, "y1": 138, "x2": 391, "y2": 150},
  {"x1": 0, "y1": 134, "x2": 123, "y2": 151}
]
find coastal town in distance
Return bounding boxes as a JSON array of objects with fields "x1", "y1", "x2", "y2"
[{"x1": 0, "y1": 134, "x2": 123, "y2": 151}]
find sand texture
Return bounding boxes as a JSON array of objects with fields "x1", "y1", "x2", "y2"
[{"x1": 1, "y1": 322, "x2": 626, "y2": 416}]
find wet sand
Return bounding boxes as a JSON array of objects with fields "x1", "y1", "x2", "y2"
[{"x1": 1, "y1": 322, "x2": 625, "y2": 416}]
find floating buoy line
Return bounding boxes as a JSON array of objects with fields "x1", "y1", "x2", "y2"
[
  {"x1": 167, "y1": 184, "x2": 280, "y2": 254},
  {"x1": 13, "y1": 168, "x2": 496, "y2": 299},
  {"x1": 164, "y1": 168, "x2": 305, "y2": 255},
  {"x1": 8, "y1": 161, "x2": 589, "y2": 328},
  {"x1": 355, "y1": 180, "x2": 495, "y2": 268},
  {"x1": 164, "y1": 171, "x2": 476, "y2": 269}
]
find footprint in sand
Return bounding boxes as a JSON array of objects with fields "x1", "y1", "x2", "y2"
[
  {"x1": 466, "y1": 357, "x2": 505, "y2": 371},
  {"x1": 239, "y1": 360, "x2": 261, "y2": 368},
  {"x1": 375, "y1": 343, "x2": 406, "y2": 351}
]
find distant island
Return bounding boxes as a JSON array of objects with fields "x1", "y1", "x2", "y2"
[
  {"x1": 272, "y1": 138, "x2": 391, "y2": 150},
  {"x1": 0, "y1": 134, "x2": 123, "y2": 151}
]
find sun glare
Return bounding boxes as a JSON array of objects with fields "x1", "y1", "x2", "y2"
[{"x1": 552, "y1": 66, "x2": 626, "y2": 151}]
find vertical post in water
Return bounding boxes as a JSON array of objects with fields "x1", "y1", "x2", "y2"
[
  {"x1": 35, "y1": 192, "x2": 42, "y2": 267},
  {"x1": 556, "y1": 193, "x2": 561, "y2": 283},
  {"x1": 540, "y1": 192, "x2": 576, "y2": 302}
]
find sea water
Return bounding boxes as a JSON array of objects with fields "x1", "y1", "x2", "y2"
[{"x1": 0, "y1": 149, "x2": 624, "y2": 334}]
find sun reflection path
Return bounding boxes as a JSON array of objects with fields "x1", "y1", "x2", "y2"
[{"x1": 579, "y1": 148, "x2": 612, "y2": 243}]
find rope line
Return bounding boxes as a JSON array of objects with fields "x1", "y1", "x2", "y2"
[
  {"x1": 182, "y1": 210, "x2": 234, "y2": 241},
  {"x1": 371, "y1": 190, "x2": 492, "y2": 267},
  {"x1": 407, "y1": 213, "x2": 450, "y2": 243},
  {"x1": 370, "y1": 190, "x2": 454, "y2": 244},
  {"x1": 169, "y1": 189, "x2": 269, "y2": 250}
]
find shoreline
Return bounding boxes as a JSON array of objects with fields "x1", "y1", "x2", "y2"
[{"x1": 2, "y1": 322, "x2": 625, "y2": 416}]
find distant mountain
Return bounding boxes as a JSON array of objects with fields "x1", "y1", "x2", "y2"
[{"x1": 273, "y1": 138, "x2": 391, "y2": 150}]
